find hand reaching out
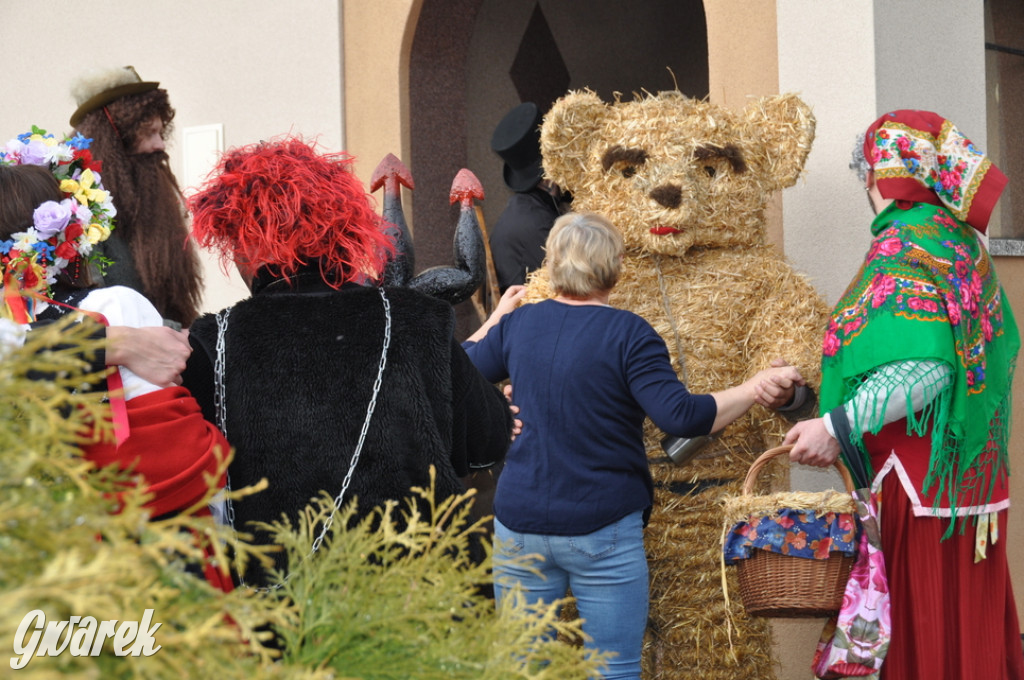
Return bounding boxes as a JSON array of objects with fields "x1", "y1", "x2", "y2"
[
  {"x1": 783, "y1": 417, "x2": 840, "y2": 467},
  {"x1": 752, "y1": 359, "x2": 805, "y2": 409},
  {"x1": 753, "y1": 358, "x2": 804, "y2": 409},
  {"x1": 710, "y1": 362, "x2": 806, "y2": 432},
  {"x1": 504, "y1": 383, "x2": 523, "y2": 442},
  {"x1": 466, "y1": 286, "x2": 527, "y2": 343},
  {"x1": 106, "y1": 325, "x2": 191, "y2": 387},
  {"x1": 494, "y1": 285, "x2": 527, "y2": 318}
]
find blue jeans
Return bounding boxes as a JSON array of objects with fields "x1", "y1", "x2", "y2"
[{"x1": 493, "y1": 510, "x2": 648, "y2": 680}]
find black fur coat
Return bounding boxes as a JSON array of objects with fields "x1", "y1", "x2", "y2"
[{"x1": 183, "y1": 272, "x2": 511, "y2": 585}]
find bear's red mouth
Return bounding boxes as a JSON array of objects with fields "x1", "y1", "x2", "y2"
[{"x1": 650, "y1": 226, "x2": 683, "y2": 235}]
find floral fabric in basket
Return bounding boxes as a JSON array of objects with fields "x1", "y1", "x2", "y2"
[
  {"x1": 723, "y1": 508, "x2": 858, "y2": 564},
  {"x1": 811, "y1": 488, "x2": 890, "y2": 679}
]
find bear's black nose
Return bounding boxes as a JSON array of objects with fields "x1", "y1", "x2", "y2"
[{"x1": 650, "y1": 184, "x2": 682, "y2": 209}]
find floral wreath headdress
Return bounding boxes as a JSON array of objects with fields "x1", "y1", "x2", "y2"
[{"x1": 0, "y1": 126, "x2": 116, "y2": 322}]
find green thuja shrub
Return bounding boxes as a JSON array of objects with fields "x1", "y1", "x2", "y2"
[
  {"x1": 0, "y1": 317, "x2": 305, "y2": 678},
  {"x1": 1, "y1": 318, "x2": 606, "y2": 678},
  {"x1": 265, "y1": 477, "x2": 609, "y2": 679}
]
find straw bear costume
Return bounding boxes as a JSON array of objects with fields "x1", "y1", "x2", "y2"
[{"x1": 524, "y1": 90, "x2": 830, "y2": 679}]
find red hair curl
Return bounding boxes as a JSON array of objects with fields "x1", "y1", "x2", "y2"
[{"x1": 188, "y1": 136, "x2": 394, "y2": 286}]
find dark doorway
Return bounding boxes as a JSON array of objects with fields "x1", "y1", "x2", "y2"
[{"x1": 409, "y1": 0, "x2": 709, "y2": 336}]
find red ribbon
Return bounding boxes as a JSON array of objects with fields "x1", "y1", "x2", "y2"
[
  {"x1": 3, "y1": 266, "x2": 36, "y2": 324},
  {"x1": 81, "y1": 308, "x2": 131, "y2": 446}
]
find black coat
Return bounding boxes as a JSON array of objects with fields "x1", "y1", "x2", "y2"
[
  {"x1": 183, "y1": 272, "x2": 511, "y2": 585},
  {"x1": 489, "y1": 187, "x2": 565, "y2": 291}
]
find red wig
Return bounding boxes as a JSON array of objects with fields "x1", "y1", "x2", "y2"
[{"x1": 188, "y1": 136, "x2": 395, "y2": 285}]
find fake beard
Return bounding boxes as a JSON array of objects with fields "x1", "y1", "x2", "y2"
[{"x1": 116, "y1": 150, "x2": 203, "y2": 325}]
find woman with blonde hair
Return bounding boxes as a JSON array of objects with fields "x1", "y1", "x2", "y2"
[{"x1": 464, "y1": 211, "x2": 803, "y2": 680}]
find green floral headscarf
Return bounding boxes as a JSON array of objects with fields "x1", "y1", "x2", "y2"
[{"x1": 823, "y1": 114, "x2": 1020, "y2": 525}]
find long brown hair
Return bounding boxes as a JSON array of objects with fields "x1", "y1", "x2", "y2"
[
  {"x1": 0, "y1": 164, "x2": 96, "y2": 288},
  {"x1": 75, "y1": 88, "x2": 203, "y2": 325},
  {"x1": 0, "y1": 164, "x2": 60, "y2": 238}
]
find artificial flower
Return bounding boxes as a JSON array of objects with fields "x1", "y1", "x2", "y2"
[
  {"x1": 20, "y1": 264, "x2": 41, "y2": 291},
  {"x1": 66, "y1": 133, "x2": 91, "y2": 150},
  {"x1": 73, "y1": 148, "x2": 101, "y2": 173},
  {"x1": 87, "y1": 223, "x2": 111, "y2": 245},
  {"x1": 12, "y1": 231, "x2": 39, "y2": 251},
  {"x1": 60, "y1": 169, "x2": 109, "y2": 207},
  {"x1": 45, "y1": 143, "x2": 74, "y2": 165},
  {"x1": 73, "y1": 202, "x2": 93, "y2": 225},
  {"x1": 32, "y1": 201, "x2": 72, "y2": 239},
  {"x1": 18, "y1": 140, "x2": 49, "y2": 165},
  {"x1": 55, "y1": 240, "x2": 78, "y2": 261},
  {"x1": 0, "y1": 127, "x2": 116, "y2": 310}
]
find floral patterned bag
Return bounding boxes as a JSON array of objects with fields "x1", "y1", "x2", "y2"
[{"x1": 812, "y1": 488, "x2": 891, "y2": 679}]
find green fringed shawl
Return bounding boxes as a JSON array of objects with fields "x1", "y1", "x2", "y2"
[{"x1": 820, "y1": 202, "x2": 1019, "y2": 521}]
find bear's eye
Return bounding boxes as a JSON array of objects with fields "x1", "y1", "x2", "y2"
[
  {"x1": 694, "y1": 143, "x2": 748, "y2": 177},
  {"x1": 601, "y1": 145, "x2": 648, "y2": 180}
]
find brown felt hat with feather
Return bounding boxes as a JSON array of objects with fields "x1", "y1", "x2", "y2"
[{"x1": 69, "y1": 66, "x2": 160, "y2": 127}]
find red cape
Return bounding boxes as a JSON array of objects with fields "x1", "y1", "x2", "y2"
[
  {"x1": 84, "y1": 386, "x2": 230, "y2": 517},
  {"x1": 84, "y1": 386, "x2": 234, "y2": 592}
]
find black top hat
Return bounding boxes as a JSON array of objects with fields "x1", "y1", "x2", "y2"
[{"x1": 491, "y1": 102, "x2": 544, "y2": 192}]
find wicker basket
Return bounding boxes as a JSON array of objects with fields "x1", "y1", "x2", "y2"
[{"x1": 732, "y1": 445, "x2": 857, "y2": 618}]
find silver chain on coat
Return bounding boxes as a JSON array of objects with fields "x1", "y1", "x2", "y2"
[{"x1": 215, "y1": 286, "x2": 392, "y2": 591}]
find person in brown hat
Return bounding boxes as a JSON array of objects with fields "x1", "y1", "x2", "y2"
[
  {"x1": 70, "y1": 66, "x2": 203, "y2": 327},
  {"x1": 488, "y1": 102, "x2": 570, "y2": 293}
]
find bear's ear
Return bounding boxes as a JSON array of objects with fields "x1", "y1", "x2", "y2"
[
  {"x1": 540, "y1": 90, "x2": 610, "y2": 190},
  {"x1": 742, "y1": 93, "x2": 816, "y2": 190}
]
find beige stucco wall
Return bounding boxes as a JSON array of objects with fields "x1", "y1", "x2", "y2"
[
  {"x1": 777, "y1": 1, "x2": 878, "y2": 306},
  {"x1": 706, "y1": 4, "x2": 825, "y2": 673},
  {"x1": 779, "y1": 0, "x2": 990, "y2": 307},
  {"x1": 704, "y1": 1, "x2": 786, "y2": 250},
  {"x1": 772, "y1": 3, "x2": 877, "y2": 669},
  {"x1": 343, "y1": 0, "x2": 420, "y2": 196},
  {"x1": 0, "y1": 0, "x2": 346, "y2": 314},
  {"x1": 2, "y1": 2, "x2": 1022, "y2": 678}
]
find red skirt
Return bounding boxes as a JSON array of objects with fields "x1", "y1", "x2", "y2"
[
  {"x1": 83, "y1": 386, "x2": 229, "y2": 517},
  {"x1": 84, "y1": 386, "x2": 234, "y2": 592},
  {"x1": 865, "y1": 425, "x2": 1024, "y2": 680}
]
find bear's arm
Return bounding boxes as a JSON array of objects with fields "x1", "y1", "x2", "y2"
[{"x1": 742, "y1": 250, "x2": 831, "y2": 438}]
